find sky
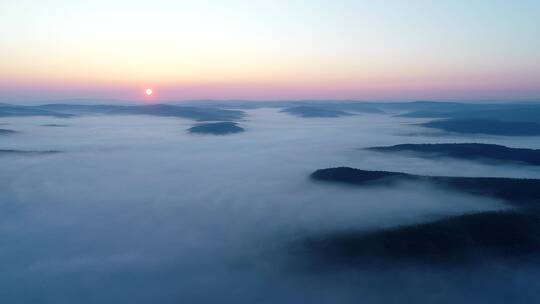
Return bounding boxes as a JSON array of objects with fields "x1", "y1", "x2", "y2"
[{"x1": 1, "y1": 0, "x2": 539, "y2": 103}]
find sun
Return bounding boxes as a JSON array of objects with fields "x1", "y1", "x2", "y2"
[{"x1": 145, "y1": 88, "x2": 153, "y2": 96}]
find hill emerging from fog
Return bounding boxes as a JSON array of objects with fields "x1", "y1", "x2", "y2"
[
  {"x1": 0, "y1": 129, "x2": 17, "y2": 135},
  {"x1": 419, "y1": 119, "x2": 540, "y2": 136},
  {"x1": 399, "y1": 104, "x2": 540, "y2": 122},
  {"x1": 0, "y1": 149, "x2": 61, "y2": 155},
  {"x1": 367, "y1": 143, "x2": 540, "y2": 165},
  {"x1": 311, "y1": 167, "x2": 540, "y2": 205},
  {"x1": 187, "y1": 122, "x2": 244, "y2": 135},
  {"x1": 300, "y1": 210, "x2": 540, "y2": 266}
]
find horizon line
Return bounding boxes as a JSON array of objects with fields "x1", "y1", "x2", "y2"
[{"x1": 2, "y1": 97, "x2": 540, "y2": 106}]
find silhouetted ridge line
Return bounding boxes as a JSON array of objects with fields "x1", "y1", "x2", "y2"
[
  {"x1": 311, "y1": 167, "x2": 540, "y2": 205},
  {"x1": 367, "y1": 143, "x2": 540, "y2": 165},
  {"x1": 419, "y1": 119, "x2": 540, "y2": 136}
]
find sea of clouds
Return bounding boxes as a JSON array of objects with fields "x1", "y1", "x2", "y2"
[{"x1": 1, "y1": 108, "x2": 540, "y2": 303}]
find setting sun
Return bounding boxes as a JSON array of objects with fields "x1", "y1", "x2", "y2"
[{"x1": 145, "y1": 88, "x2": 153, "y2": 96}]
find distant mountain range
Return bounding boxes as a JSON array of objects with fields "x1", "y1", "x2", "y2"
[
  {"x1": 398, "y1": 104, "x2": 540, "y2": 122},
  {"x1": 3, "y1": 100, "x2": 540, "y2": 123},
  {"x1": 280, "y1": 104, "x2": 384, "y2": 118},
  {"x1": 0, "y1": 104, "x2": 73, "y2": 118},
  {"x1": 0, "y1": 103, "x2": 245, "y2": 122}
]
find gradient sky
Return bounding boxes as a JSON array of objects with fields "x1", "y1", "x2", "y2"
[{"x1": 1, "y1": 0, "x2": 539, "y2": 103}]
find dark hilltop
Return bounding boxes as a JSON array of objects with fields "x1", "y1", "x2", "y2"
[{"x1": 187, "y1": 122, "x2": 245, "y2": 135}]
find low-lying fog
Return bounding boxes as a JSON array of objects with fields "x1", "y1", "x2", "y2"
[{"x1": 1, "y1": 108, "x2": 539, "y2": 303}]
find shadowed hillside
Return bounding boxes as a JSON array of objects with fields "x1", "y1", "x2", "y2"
[{"x1": 300, "y1": 210, "x2": 540, "y2": 266}]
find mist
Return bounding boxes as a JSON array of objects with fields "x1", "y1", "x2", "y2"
[{"x1": 1, "y1": 108, "x2": 539, "y2": 303}]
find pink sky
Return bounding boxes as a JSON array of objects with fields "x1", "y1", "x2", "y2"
[{"x1": 1, "y1": 1, "x2": 539, "y2": 103}]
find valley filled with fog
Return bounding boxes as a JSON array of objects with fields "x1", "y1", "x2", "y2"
[{"x1": 2, "y1": 103, "x2": 540, "y2": 303}]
